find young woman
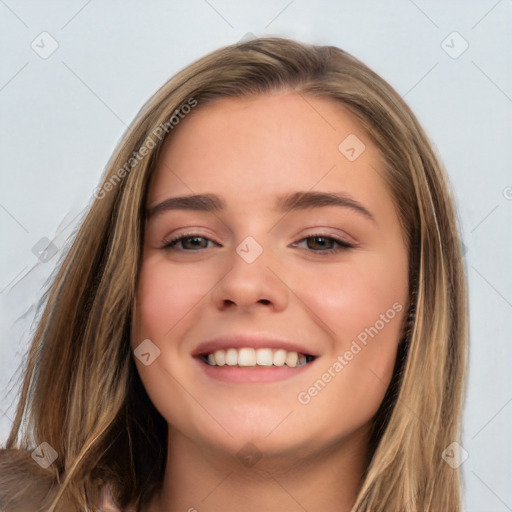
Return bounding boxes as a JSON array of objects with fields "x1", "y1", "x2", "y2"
[{"x1": 0, "y1": 37, "x2": 468, "y2": 511}]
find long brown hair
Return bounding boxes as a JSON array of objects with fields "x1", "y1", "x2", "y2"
[{"x1": 1, "y1": 37, "x2": 468, "y2": 511}]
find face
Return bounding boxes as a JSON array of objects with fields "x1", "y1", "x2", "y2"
[{"x1": 133, "y1": 92, "x2": 409, "y2": 462}]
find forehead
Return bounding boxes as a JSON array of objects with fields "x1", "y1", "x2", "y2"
[{"x1": 148, "y1": 92, "x2": 387, "y2": 210}]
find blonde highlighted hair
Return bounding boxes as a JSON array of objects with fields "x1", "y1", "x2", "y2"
[{"x1": 1, "y1": 37, "x2": 468, "y2": 511}]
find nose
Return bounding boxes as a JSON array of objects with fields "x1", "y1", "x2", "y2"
[{"x1": 210, "y1": 239, "x2": 289, "y2": 312}]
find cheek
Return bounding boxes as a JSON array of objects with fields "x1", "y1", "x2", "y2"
[
  {"x1": 299, "y1": 250, "x2": 408, "y2": 347},
  {"x1": 293, "y1": 251, "x2": 408, "y2": 432},
  {"x1": 132, "y1": 258, "x2": 214, "y2": 434},
  {"x1": 134, "y1": 257, "x2": 210, "y2": 343}
]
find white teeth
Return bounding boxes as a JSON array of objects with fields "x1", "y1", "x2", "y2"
[
  {"x1": 273, "y1": 349, "x2": 287, "y2": 367},
  {"x1": 285, "y1": 351, "x2": 298, "y2": 367},
  {"x1": 203, "y1": 348, "x2": 312, "y2": 368},
  {"x1": 225, "y1": 348, "x2": 238, "y2": 366},
  {"x1": 238, "y1": 347, "x2": 256, "y2": 366},
  {"x1": 256, "y1": 348, "x2": 273, "y2": 366},
  {"x1": 214, "y1": 349, "x2": 226, "y2": 366}
]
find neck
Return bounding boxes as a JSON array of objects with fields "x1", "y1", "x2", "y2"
[{"x1": 149, "y1": 427, "x2": 369, "y2": 512}]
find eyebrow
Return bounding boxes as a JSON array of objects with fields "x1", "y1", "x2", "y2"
[{"x1": 147, "y1": 191, "x2": 375, "y2": 222}]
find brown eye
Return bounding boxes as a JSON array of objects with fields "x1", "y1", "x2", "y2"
[
  {"x1": 294, "y1": 235, "x2": 353, "y2": 254},
  {"x1": 162, "y1": 235, "x2": 216, "y2": 251},
  {"x1": 306, "y1": 236, "x2": 337, "y2": 250}
]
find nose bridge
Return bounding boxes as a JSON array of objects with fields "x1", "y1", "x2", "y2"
[
  {"x1": 235, "y1": 235, "x2": 265, "y2": 266},
  {"x1": 212, "y1": 233, "x2": 288, "y2": 310}
]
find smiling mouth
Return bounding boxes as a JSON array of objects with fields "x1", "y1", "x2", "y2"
[{"x1": 199, "y1": 347, "x2": 316, "y2": 368}]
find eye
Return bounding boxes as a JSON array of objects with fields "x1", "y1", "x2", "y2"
[
  {"x1": 161, "y1": 234, "x2": 220, "y2": 251},
  {"x1": 293, "y1": 234, "x2": 354, "y2": 254},
  {"x1": 160, "y1": 233, "x2": 354, "y2": 254}
]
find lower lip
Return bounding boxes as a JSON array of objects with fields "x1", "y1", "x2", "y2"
[{"x1": 195, "y1": 358, "x2": 315, "y2": 383}]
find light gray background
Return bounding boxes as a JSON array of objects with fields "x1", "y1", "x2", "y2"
[{"x1": 1, "y1": 1, "x2": 511, "y2": 510}]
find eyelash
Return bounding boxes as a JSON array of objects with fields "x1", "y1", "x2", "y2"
[{"x1": 160, "y1": 232, "x2": 354, "y2": 255}]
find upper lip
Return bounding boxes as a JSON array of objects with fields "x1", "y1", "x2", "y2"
[{"x1": 192, "y1": 333, "x2": 319, "y2": 358}]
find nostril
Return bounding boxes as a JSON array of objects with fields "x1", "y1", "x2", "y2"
[{"x1": 259, "y1": 299, "x2": 271, "y2": 305}]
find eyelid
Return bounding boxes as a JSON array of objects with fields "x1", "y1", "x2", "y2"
[
  {"x1": 301, "y1": 233, "x2": 354, "y2": 246},
  {"x1": 160, "y1": 225, "x2": 220, "y2": 242}
]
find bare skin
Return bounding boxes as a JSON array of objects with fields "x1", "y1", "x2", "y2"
[{"x1": 133, "y1": 92, "x2": 409, "y2": 511}]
